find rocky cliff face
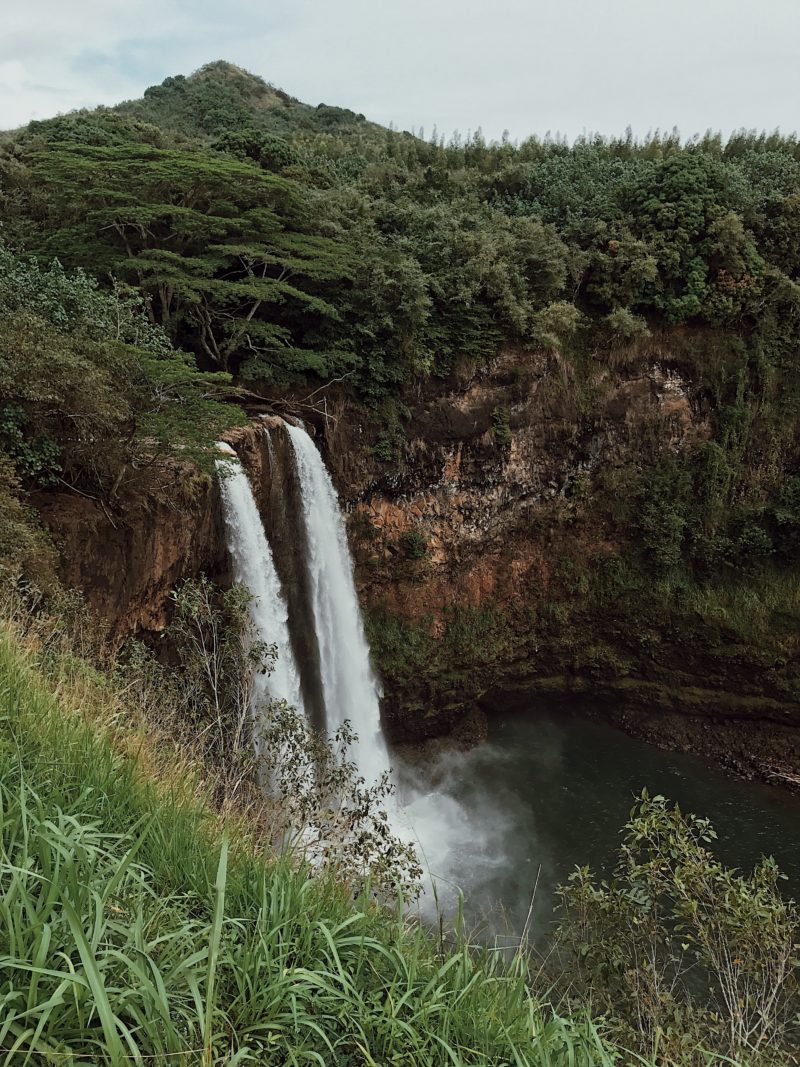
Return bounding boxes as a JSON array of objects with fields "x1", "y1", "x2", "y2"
[
  {"x1": 328, "y1": 345, "x2": 708, "y2": 618},
  {"x1": 38, "y1": 347, "x2": 687, "y2": 646},
  {"x1": 317, "y1": 343, "x2": 800, "y2": 785},
  {"x1": 32, "y1": 419, "x2": 311, "y2": 651},
  {"x1": 33, "y1": 463, "x2": 229, "y2": 643},
  {"x1": 32, "y1": 347, "x2": 800, "y2": 786}
]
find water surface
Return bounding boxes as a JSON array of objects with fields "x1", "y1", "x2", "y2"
[{"x1": 410, "y1": 707, "x2": 800, "y2": 940}]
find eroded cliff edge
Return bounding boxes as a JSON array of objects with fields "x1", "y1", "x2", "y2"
[
  {"x1": 32, "y1": 465, "x2": 229, "y2": 643},
  {"x1": 31, "y1": 342, "x2": 800, "y2": 786},
  {"x1": 320, "y1": 341, "x2": 800, "y2": 785}
]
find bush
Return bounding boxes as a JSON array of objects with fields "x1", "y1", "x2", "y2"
[
  {"x1": 773, "y1": 475, "x2": 800, "y2": 560},
  {"x1": 400, "y1": 527, "x2": 429, "y2": 559},
  {"x1": 557, "y1": 792, "x2": 799, "y2": 1063},
  {"x1": 600, "y1": 306, "x2": 651, "y2": 344},
  {"x1": 637, "y1": 459, "x2": 692, "y2": 572},
  {"x1": 491, "y1": 405, "x2": 513, "y2": 447},
  {"x1": 0, "y1": 245, "x2": 242, "y2": 498},
  {"x1": 0, "y1": 460, "x2": 56, "y2": 584}
]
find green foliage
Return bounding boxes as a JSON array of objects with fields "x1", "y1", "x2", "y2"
[
  {"x1": 531, "y1": 301, "x2": 586, "y2": 349},
  {"x1": 6, "y1": 61, "x2": 800, "y2": 446},
  {"x1": 637, "y1": 458, "x2": 693, "y2": 571},
  {"x1": 0, "y1": 242, "x2": 170, "y2": 352},
  {"x1": 162, "y1": 576, "x2": 269, "y2": 769},
  {"x1": 141, "y1": 577, "x2": 421, "y2": 898},
  {"x1": 600, "y1": 306, "x2": 651, "y2": 345},
  {"x1": 116, "y1": 61, "x2": 370, "y2": 142},
  {"x1": 366, "y1": 605, "x2": 512, "y2": 718},
  {"x1": 400, "y1": 527, "x2": 429, "y2": 559},
  {"x1": 257, "y1": 703, "x2": 422, "y2": 898},
  {"x1": 0, "y1": 622, "x2": 624, "y2": 1067},
  {"x1": 212, "y1": 127, "x2": 300, "y2": 171},
  {"x1": 491, "y1": 405, "x2": 513, "y2": 447},
  {"x1": 772, "y1": 476, "x2": 800, "y2": 560},
  {"x1": 0, "y1": 460, "x2": 55, "y2": 583},
  {"x1": 0, "y1": 404, "x2": 60, "y2": 485},
  {"x1": 557, "y1": 792, "x2": 799, "y2": 1063},
  {"x1": 634, "y1": 440, "x2": 790, "y2": 577},
  {"x1": 364, "y1": 609, "x2": 439, "y2": 686},
  {"x1": 0, "y1": 244, "x2": 242, "y2": 502},
  {"x1": 7, "y1": 141, "x2": 352, "y2": 385}
]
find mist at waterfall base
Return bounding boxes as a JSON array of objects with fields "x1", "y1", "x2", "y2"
[
  {"x1": 411, "y1": 708, "x2": 800, "y2": 940},
  {"x1": 284, "y1": 424, "x2": 488, "y2": 912}
]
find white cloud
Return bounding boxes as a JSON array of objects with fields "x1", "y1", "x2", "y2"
[
  {"x1": 0, "y1": 60, "x2": 27, "y2": 91},
  {"x1": 1, "y1": 0, "x2": 799, "y2": 139}
]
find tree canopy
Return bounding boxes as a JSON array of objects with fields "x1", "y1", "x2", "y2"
[{"x1": 1, "y1": 60, "x2": 799, "y2": 576}]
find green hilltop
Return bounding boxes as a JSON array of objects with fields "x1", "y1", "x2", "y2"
[{"x1": 3, "y1": 60, "x2": 799, "y2": 579}]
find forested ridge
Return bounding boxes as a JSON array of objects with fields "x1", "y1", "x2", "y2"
[{"x1": 1, "y1": 59, "x2": 799, "y2": 585}]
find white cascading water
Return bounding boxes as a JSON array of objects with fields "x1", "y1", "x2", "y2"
[
  {"x1": 285, "y1": 425, "x2": 485, "y2": 914},
  {"x1": 216, "y1": 450, "x2": 305, "y2": 742},
  {"x1": 219, "y1": 427, "x2": 491, "y2": 914},
  {"x1": 286, "y1": 423, "x2": 391, "y2": 786}
]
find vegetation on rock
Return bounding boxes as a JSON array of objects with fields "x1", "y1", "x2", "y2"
[
  {"x1": 1, "y1": 587, "x2": 797, "y2": 1064},
  {"x1": 2, "y1": 60, "x2": 799, "y2": 631}
]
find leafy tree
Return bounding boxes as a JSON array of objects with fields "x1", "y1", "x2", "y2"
[
  {"x1": 11, "y1": 143, "x2": 352, "y2": 383},
  {"x1": 0, "y1": 245, "x2": 241, "y2": 497},
  {"x1": 558, "y1": 792, "x2": 799, "y2": 1062}
]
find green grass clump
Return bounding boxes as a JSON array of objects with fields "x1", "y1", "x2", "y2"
[{"x1": 0, "y1": 629, "x2": 623, "y2": 1065}]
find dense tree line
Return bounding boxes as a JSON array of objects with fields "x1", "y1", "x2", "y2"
[{"x1": 1, "y1": 60, "x2": 799, "y2": 578}]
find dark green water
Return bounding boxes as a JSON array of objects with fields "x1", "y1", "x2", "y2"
[{"x1": 419, "y1": 708, "x2": 800, "y2": 940}]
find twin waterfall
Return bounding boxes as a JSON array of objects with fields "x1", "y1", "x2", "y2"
[
  {"x1": 217, "y1": 424, "x2": 391, "y2": 787},
  {"x1": 218, "y1": 423, "x2": 481, "y2": 909}
]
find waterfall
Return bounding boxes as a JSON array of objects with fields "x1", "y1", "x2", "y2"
[
  {"x1": 283, "y1": 428, "x2": 489, "y2": 913},
  {"x1": 218, "y1": 428, "x2": 479, "y2": 913},
  {"x1": 286, "y1": 423, "x2": 391, "y2": 785},
  {"x1": 217, "y1": 453, "x2": 305, "y2": 741},
  {"x1": 284, "y1": 426, "x2": 473, "y2": 908}
]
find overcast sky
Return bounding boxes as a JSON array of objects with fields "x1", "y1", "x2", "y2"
[{"x1": 2, "y1": 0, "x2": 798, "y2": 142}]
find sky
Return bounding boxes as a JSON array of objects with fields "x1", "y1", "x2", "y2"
[{"x1": 2, "y1": 0, "x2": 799, "y2": 142}]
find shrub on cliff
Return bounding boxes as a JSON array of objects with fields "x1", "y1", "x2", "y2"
[
  {"x1": 0, "y1": 245, "x2": 243, "y2": 503},
  {"x1": 0, "y1": 459, "x2": 55, "y2": 585}
]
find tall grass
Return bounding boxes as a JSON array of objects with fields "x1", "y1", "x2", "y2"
[{"x1": 0, "y1": 628, "x2": 630, "y2": 1065}]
